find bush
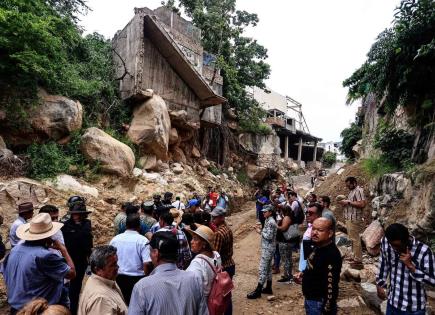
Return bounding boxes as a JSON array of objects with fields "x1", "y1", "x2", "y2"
[
  {"x1": 236, "y1": 170, "x2": 249, "y2": 185},
  {"x1": 27, "y1": 142, "x2": 72, "y2": 179},
  {"x1": 374, "y1": 124, "x2": 414, "y2": 169},
  {"x1": 362, "y1": 156, "x2": 396, "y2": 178},
  {"x1": 340, "y1": 122, "x2": 362, "y2": 160},
  {"x1": 208, "y1": 165, "x2": 222, "y2": 176},
  {"x1": 322, "y1": 152, "x2": 337, "y2": 168}
]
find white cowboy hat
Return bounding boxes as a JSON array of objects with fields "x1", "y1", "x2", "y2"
[
  {"x1": 17, "y1": 213, "x2": 63, "y2": 241},
  {"x1": 186, "y1": 225, "x2": 215, "y2": 251}
]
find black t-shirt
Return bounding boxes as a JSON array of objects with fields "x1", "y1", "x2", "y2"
[{"x1": 302, "y1": 242, "x2": 342, "y2": 313}]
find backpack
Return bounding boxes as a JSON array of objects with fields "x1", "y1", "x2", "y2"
[
  {"x1": 292, "y1": 201, "x2": 305, "y2": 225},
  {"x1": 198, "y1": 256, "x2": 234, "y2": 315}
]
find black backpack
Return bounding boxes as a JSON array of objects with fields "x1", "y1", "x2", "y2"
[{"x1": 292, "y1": 201, "x2": 305, "y2": 225}]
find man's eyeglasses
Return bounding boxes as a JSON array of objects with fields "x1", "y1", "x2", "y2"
[{"x1": 306, "y1": 211, "x2": 316, "y2": 216}]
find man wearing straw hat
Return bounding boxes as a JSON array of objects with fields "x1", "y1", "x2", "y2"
[
  {"x1": 3, "y1": 213, "x2": 76, "y2": 314},
  {"x1": 9, "y1": 202, "x2": 34, "y2": 247}
]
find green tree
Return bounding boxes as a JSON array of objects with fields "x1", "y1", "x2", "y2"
[
  {"x1": 322, "y1": 151, "x2": 337, "y2": 168},
  {"x1": 340, "y1": 122, "x2": 362, "y2": 160},
  {"x1": 0, "y1": 0, "x2": 126, "y2": 130},
  {"x1": 163, "y1": 0, "x2": 271, "y2": 132},
  {"x1": 343, "y1": 0, "x2": 435, "y2": 123}
]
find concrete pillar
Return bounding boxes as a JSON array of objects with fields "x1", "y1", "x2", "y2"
[
  {"x1": 284, "y1": 136, "x2": 289, "y2": 159},
  {"x1": 297, "y1": 138, "x2": 302, "y2": 163},
  {"x1": 313, "y1": 141, "x2": 318, "y2": 162}
]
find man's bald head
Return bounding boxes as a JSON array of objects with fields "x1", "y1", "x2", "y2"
[{"x1": 311, "y1": 217, "x2": 334, "y2": 245}]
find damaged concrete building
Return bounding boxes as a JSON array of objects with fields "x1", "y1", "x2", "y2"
[
  {"x1": 112, "y1": 7, "x2": 225, "y2": 128},
  {"x1": 249, "y1": 87, "x2": 323, "y2": 168}
]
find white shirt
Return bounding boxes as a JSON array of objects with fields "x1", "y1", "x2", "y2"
[
  {"x1": 109, "y1": 230, "x2": 151, "y2": 276},
  {"x1": 187, "y1": 252, "x2": 222, "y2": 298},
  {"x1": 9, "y1": 216, "x2": 26, "y2": 247},
  {"x1": 172, "y1": 200, "x2": 185, "y2": 210}
]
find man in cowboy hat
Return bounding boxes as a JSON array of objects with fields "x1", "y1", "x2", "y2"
[
  {"x1": 3, "y1": 213, "x2": 76, "y2": 314},
  {"x1": 62, "y1": 199, "x2": 93, "y2": 315},
  {"x1": 9, "y1": 202, "x2": 34, "y2": 247}
]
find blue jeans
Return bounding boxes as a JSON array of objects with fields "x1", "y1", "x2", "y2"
[
  {"x1": 386, "y1": 303, "x2": 426, "y2": 315},
  {"x1": 305, "y1": 299, "x2": 324, "y2": 315}
]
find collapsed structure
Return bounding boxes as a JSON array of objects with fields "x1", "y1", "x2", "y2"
[{"x1": 112, "y1": 7, "x2": 323, "y2": 182}]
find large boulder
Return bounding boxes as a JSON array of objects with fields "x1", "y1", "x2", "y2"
[
  {"x1": 246, "y1": 164, "x2": 269, "y2": 182},
  {"x1": 2, "y1": 90, "x2": 82, "y2": 145},
  {"x1": 138, "y1": 154, "x2": 158, "y2": 171},
  {"x1": 171, "y1": 147, "x2": 187, "y2": 164},
  {"x1": 32, "y1": 90, "x2": 82, "y2": 140},
  {"x1": 361, "y1": 220, "x2": 384, "y2": 256},
  {"x1": 81, "y1": 128, "x2": 135, "y2": 177},
  {"x1": 127, "y1": 95, "x2": 171, "y2": 160}
]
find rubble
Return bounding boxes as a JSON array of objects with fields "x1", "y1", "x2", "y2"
[{"x1": 48, "y1": 174, "x2": 99, "y2": 198}]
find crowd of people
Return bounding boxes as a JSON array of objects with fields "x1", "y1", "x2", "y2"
[
  {"x1": 0, "y1": 178, "x2": 433, "y2": 315},
  {"x1": 251, "y1": 176, "x2": 434, "y2": 315},
  {"x1": 1, "y1": 187, "x2": 234, "y2": 315}
]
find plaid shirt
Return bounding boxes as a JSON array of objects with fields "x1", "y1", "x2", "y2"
[
  {"x1": 159, "y1": 226, "x2": 191, "y2": 270},
  {"x1": 376, "y1": 236, "x2": 435, "y2": 312},
  {"x1": 344, "y1": 186, "x2": 365, "y2": 221},
  {"x1": 213, "y1": 222, "x2": 235, "y2": 269}
]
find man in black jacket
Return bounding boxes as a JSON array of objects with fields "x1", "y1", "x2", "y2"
[
  {"x1": 299, "y1": 217, "x2": 342, "y2": 315},
  {"x1": 61, "y1": 197, "x2": 93, "y2": 315}
]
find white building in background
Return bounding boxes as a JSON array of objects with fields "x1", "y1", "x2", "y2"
[{"x1": 319, "y1": 141, "x2": 345, "y2": 161}]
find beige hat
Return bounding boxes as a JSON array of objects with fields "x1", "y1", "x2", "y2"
[
  {"x1": 17, "y1": 213, "x2": 63, "y2": 241},
  {"x1": 186, "y1": 225, "x2": 215, "y2": 251},
  {"x1": 169, "y1": 208, "x2": 183, "y2": 225}
]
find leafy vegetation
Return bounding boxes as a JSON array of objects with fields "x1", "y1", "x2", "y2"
[
  {"x1": 340, "y1": 122, "x2": 362, "y2": 160},
  {"x1": 163, "y1": 0, "x2": 271, "y2": 133},
  {"x1": 362, "y1": 156, "x2": 396, "y2": 178},
  {"x1": 27, "y1": 142, "x2": 72, "y2": 179},
  {"x1": 373, "y1": 122, "x2": 414, "y2": 170},
  {"x1": 0, "y1": 0, "x2": 127, "y2": 130},
  {"x1": 343, "y1": 0, "x2": 435, "y2": 125},
  {"x1": 236, "y1": 169, "x2": 249, "y2": 185},
  {"x1": 322, "y1": 152, "x2": 337, "y2": 168}
]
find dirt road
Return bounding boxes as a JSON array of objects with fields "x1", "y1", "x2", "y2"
[{"x1": 228, "y1": 201, "x2": 375, "y2": 315}]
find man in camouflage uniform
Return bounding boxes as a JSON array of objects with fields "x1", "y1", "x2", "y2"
[{"x1": 247, "y1": 205, "x2": 277, "y2": 299}]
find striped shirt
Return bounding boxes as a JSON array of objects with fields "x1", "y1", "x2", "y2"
[
  {"x1": 376, "y1": 237, "x2": 435, "y2": 312},
  {"x1": 344, "y1": 186, "x2": 365, "y2": 221},
  {"x1": 128, "y1": 263, "x2": 208, "y2": 315},
  {"x1": 213, "y1": 223, "x2": 235, "y2": 269}
]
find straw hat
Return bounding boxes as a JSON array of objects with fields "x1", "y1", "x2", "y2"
[
  {"x1": 169, "y1": 208, "x2": 183, "y2": 225},
  {"x1": 186, "y1": 225, "x2": 215, "y2": 251},
  {"x1": 17, "y1": 213, "x2": 63, "y2": 241}
]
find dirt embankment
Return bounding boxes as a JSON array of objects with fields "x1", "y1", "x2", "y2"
[{"x1": 314, "y1": 162, "x2": 372, "y2": 221}]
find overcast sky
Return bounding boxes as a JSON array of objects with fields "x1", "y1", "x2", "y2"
[{"x1": 80, "y1": 0, "x2": 399, "y2": 142}]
